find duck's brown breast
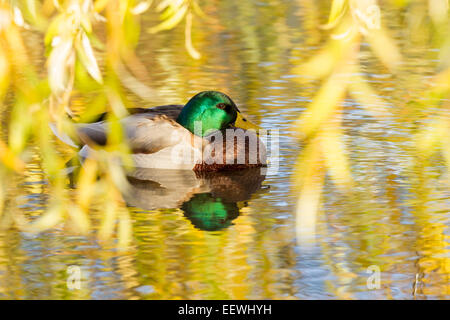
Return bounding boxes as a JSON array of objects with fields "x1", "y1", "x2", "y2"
[{"x1": 193, "y1": 128, "x2": 267, "y2": 172}]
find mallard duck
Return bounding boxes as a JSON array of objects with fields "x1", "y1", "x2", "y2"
[{"x1": 65, "y1": 91, "x2": 267, "y2": 172}]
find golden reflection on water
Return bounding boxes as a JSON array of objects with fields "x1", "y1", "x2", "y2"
[{"x1": 0, "y1": 1, "x2": 448, "y2": 299}]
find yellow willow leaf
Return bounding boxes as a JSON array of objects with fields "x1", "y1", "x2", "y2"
[
  {"x1": 156, "y1": 0, "x2": 182, "y2": 13},
  {"x1": 131, "y1": 0, "x2": 152, "y2": 15},
  {"x1": 117, "y1": 63, "x2": 159, "y2": 101},
  {"x1": 94, "y1": 0, "x2": 109, "y2": 12},
  {"x1": 192, "y1": 0, "x2": 208, "y2": 20},
  {"x1": 323, "y1": 0, "x2": 348, "y2": 30},
  {"x1": 331, "y1": 25, "x2": 355, "y2": 40},
  {"x1": 13, "y1": 6, "x2": 28, "y2": 28},
  {"x1": 156, "y1": 0, "x2": 170, "y2": 12},
  {"x1": 81, "y1": 0, "x2": 93, "y2": 14},
  {"x1": 52, "y1": 0, "x2": 62, "y2": 10},
  {"x1": 292, "y1": 44, "x2": 337, "y2": 80},
  {"x1": 44, "y1": 15, "x2": 64, "y2": 48},
  {"x1": 48, "y1": 37, "x2": 74, "y2": 94},
  {"x1": 104, "y1": 87, "x2": 128, "y2": 120},
  {"x1": 76, "y1": 158, "x2": 98, "y2": 209},
  {"x1": 80, "y1": 15, "x2": 92, "y2": 34},
  {"x1": 4, "y1": 20, "x2": 29, "y2": 68},
  {"x1": 296, "y1": 165, "x2": 325, "y2": 242},
  {"x1": 56, "y1": 116, "x2": 79, "y2": 148},
  {"x1": 118, "y1": 210, "x2": 132, "y2": 249},
  {"x1": 148, "y1": 3, "x2": 188, "y2": 33},
  {"x1": 349, "y1": 75, "x2": 388, "y2": 118},
  {"x1": 159, "y1": 2, "x2": 187, "y2": 26},
  {"x1": 68, "y1": 205, "x2": 90, "y2": 235},
  {"x1": 118, "y1": 0, "x2": 129, "y2": 22},
  {"x1": 8, "y1": 102, "x2": 32, "y2": 155},
  {"x1": 366, "y1": 27, "x2": 401, "y2": 71},
  {"x1": 185, "y1": 12, "x2": 201, "y2": 60},
  {"x1": 295, "y1": 73, "x2": 348, "y2": 138},
  {"x1": 159, "y1": 6, "x2": 175, "y2": 20},
  {"x1": 98, "y1": 199, "x2": 116, "y2": 240},
  {"x1": 321, "y1": 126, "x2": 353, "y2": 191},
  {"x1": 104, "y1": 117, "x2": 124, "y2": 147},
  {"x1": 428, "y1": 0, "x2": 449, "y2": 25},
  {"x1": 292, "y1": 135, "x2": 323, "y2": 192},
  {"x1": 25, "y1": 0, "x2": 38, "y2": 20},
  {"x1": 292, "y1": 33, "x2": 356, "y2": 80},
  {"x1": 23, "y1": 205, "x2": 63, "y2": 233},
  {"x1": 106, "y1": 157, "x2": 130, "y2": 193},
  {"x1": 98, "y1": 181, "x2": 124, "y2": 240},
  {"x1": 76, "y1": 32, "x2": 103, "y2": 84},
  {"x1": 0, "y1": 43, "x2": 10, "y2": 100},
  {"x1": 0, "y1": 141, "x2": 24, "y2": 172}
]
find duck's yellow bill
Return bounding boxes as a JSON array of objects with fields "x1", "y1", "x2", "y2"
[{"x1": 235, "y1": 112, "x2": 259, "y2": 131}]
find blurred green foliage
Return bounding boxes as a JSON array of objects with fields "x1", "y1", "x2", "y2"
[{"x1": 293, "y1": 0, "x2": 449, "y2": 239}]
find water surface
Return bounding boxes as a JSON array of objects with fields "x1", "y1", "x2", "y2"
[{"x1": 0, "y1": 1, "x2": 448, "y2": 299}]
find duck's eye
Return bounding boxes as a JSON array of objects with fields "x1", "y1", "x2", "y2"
[{"x1": 216, "y1": 103, "x2": 227, "y2": 110}]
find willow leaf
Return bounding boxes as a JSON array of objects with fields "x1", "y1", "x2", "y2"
[
  {"x1": 76, "y1": 32, "x2": 103, "y2": 84},
  {"x1": 148, "y1": 4, "x2": 188, "y2": 33}
]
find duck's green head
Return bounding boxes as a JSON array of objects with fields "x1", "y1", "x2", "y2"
[{"x1": 176, "y1": 91, "x2": 257, "y2": 137}]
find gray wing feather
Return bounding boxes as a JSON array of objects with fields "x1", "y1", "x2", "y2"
[
  {"x1": 123, "y1": 114, "x2": 186, "y2": 153},
  {"x1": 76, "y1": 105, "x2": 189, "y2": 154}
]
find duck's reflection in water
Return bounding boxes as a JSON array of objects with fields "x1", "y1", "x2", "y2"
[{"x1": 125, "y1": 168, "x2": 266, "y2": 231}]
